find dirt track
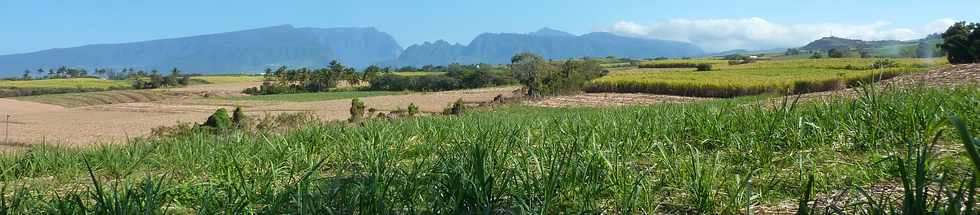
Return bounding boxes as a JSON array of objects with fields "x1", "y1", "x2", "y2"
[{"x1": 0, "y1": 83, "x2": 518, "y2": 149}]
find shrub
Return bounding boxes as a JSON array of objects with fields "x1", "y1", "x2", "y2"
[
  {"x1": 827, "y1": 48, "x2": 847, "y2": 58},
  {"x1": 444, "y1": 99, "x2": 466, "y2": 115},
  {"x1": 407, "y1": 103, "x2": 419, "y2": 116},
  {"x1": 232, "y1": 107, "x2": 246, "y2": 128},
  {"x1": 695, "y1": 64, "x2": 713, "y2": 71},
  {"x1": 871, "y1": 58, "x2": 899, "y2": 69},
  {"x1": 349, "y1": 97, "x2": 365, "y2": 122},
  {"x1": 809, "y1": 52, "x2": 824, "y2": 59},
  {"x1": 202, "y1": 108, "x2": 231, "y2": 129}
]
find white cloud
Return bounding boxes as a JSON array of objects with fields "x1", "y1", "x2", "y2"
[{"x1": 602, "y1": 18, "x2": 955, "y2": 52}]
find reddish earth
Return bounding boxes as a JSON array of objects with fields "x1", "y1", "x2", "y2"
[{"x1": 0, "y1": 83, "x2": 517, "y2": 151}]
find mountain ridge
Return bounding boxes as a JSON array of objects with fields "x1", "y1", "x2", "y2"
[
  {"x1": 387, "y1": 29, "x2": 704, "y2": 66},
  {"x1": 0, "y1": 25, "x2": 403, "y2": 76},
  {"x1": 1, "y1": 26, "x2": 707, "y2": 76}
]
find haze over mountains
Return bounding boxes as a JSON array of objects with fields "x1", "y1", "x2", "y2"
[
  {"x1": 389, "y1": 28, "x2": 704, "y2": 66},
  {"x1": 0, "y1": 25, "x2": 403, "y2": 76},
  {"x1": 0, "y1": 25, "x2": 704, "y2": 76}
]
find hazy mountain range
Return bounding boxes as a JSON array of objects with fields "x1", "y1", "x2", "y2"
[
  {"x1": 0, "y1": 25, "x2": 403, "y2": 76},
  {"x1": 5, "y1": 25, "x2": 940, "y2": 77},
  {"x1": 387, "y1": 28, "x2": 704, "y2": 66},
  {"x1": 0, "y1": 25, "x2": 708, "y2": 76}
]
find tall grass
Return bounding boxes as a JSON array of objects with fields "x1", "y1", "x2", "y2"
[{"x1": 0, "y1": 86, "x2": 977, "y2": 213}]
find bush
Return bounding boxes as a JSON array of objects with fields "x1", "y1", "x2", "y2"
[
  {"x1": 232, "y1": 107, "x2": 246, "y2": 128},
  {"x1": 407, "y1": 103, "x2": 419, "y2": 116},
  {"x1": 444, "y1": 99, "x2": 465, "y2": 115},
  {"x1": 810, "y1": 52, "x2": 824, "y2": 59},
  {"x1": 871, "y1": 59, "x2": 899, "y2": 69},
  {"x1": 827, "y1": 48, "x2": 847, "y2": 58},
  {"x1": 695, "y1": 64, "x2": 713, "y2": 71},
  {"x1": 203, "y1": 108, "x2": 231, "y2": 129},
  {"x1": 349, "y1": 97, "x2": 365, "y2": 122}
]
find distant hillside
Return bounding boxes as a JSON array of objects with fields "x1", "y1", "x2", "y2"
[
  {"x1": 800, "y1": 35, "x2": 944, "y2": 58},
  {"x1": 801, "y1": 37, "x2": 905, "y2": 51},
  {"x1": 0, "y1": 25, "x2": 402, "y2": 76},
  {"x1": 388, "y1": 28, "x2": 704, "y2": 66}
]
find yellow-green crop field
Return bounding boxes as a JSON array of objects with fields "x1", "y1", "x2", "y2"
[
  {"x1": 587, "y1": 58, "x2": 946, "y2": 97},
  {"x1": 0, "y1": 78, "x2": 130, "y2": 90},
  {"x1": 191, "y1": 75, "x2": 264, "y2": 84}
]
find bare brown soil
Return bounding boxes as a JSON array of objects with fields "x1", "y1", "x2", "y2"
[{"x1": 0, "y1": 83, "x2": 517, "y2": 149}]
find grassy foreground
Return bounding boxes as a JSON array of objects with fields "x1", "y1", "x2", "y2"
[{"x1": 0, "y1": 86, "x2": 978, "y2": 213}]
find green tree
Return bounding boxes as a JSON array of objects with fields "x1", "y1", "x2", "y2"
[
  {"x1": 940, "y1": 22, "x2": 977, "y2": 64},
  {"x1": 362, "y1": 65, "x2": 382, "y2": 83},
  {"x1": 21, "y1": 70, "x2": 32, "y2": 80},
  {"x1": 510, "y1": 53, "x2": 553, "y2": 97}
]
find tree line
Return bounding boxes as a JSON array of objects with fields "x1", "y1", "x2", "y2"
[
  {"x1": 17, "y1": 67, "x2": 94, "y2": 80},
  {"x1": 243, "y1": 60, "x2": 363, "y2": 95},
  {"x1": 368, "y1": 63, "x2": 514, "y2": 91},
  {"x1": 941, "y1": 22, "x2": 980, "y2": 64}
]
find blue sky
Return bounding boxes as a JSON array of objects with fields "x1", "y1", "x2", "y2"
[{"x1": 1, "y1": 0, "x2": 976, "y2": 54}]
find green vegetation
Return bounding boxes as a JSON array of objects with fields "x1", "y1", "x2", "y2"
[
  {"x1": 0, "y1": 86, "x2": 976, "y2": 213},
  {"x1": 243, "y1": 60, "x2": 359, "y2": 95},
  {"x1": 586, "y1": 58, "x2": 941, "y2": 97},
  {"x1": 407, "y1": 103, "x2": 419, "y2": 116},
  {"x1": 0, "y1": 78, "x2": 133, "y2": 98},
  {"x1": 201, "y1": 108, "x2": 231, "y2": 129},
  {"x1": 510, "y1": 53, "x2": 607, "y2": 97},
  {"x1": 637, "y1": 59, "x2": 728, "y2": 69},
  {"x1": 940, "y1": 21, "x2": 980, "y2": 64},
  {"x1": 390, "y1": 71, "x2": 447, "y2": 77},
  {"x1": 0, "y1": 78, "x2": 129, "y2": 90},
  {"x1": 349, "y1": 97, "x2": 365, "y2": 123},
  {"x1": 369, "y1": 63, "x2": 514, "y2": 92},
  {"x1": 131, "y1": 68, "x2": 192, "y2": 89}
]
